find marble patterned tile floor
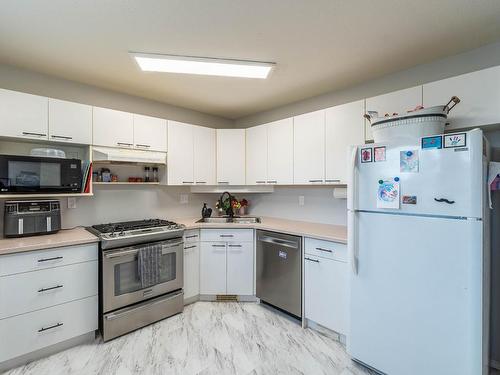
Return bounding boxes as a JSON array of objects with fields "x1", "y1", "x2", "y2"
[{"x1": 4, "y1": 302, "x2": 375, "y2": 375}]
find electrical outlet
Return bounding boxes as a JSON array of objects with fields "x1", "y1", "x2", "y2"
[
  {"x1": 298, "y1": 195, "x2": 305, "y2": 206},
  {"x1": 67, "y1": 197, "x2": 77, "y2": 209},
  {"x1": 180, "y1": 194, "x2": 189, "y2": 204}
]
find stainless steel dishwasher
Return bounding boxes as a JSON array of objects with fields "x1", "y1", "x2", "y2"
[{"x1": 256, "y1": 230, "x2": 302, "y2": 319}]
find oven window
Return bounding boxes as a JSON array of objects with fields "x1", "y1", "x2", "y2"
[
  {"x1": 114, "y1": 252, "x2": 177, "y2": 296},
  {"x1": 8, "y1": 161, "x2": 61, "y2": 187}
]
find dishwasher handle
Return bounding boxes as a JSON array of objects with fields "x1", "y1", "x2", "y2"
[{"x1": 258, "y1": 236, "x2": 300, "y2": 249}]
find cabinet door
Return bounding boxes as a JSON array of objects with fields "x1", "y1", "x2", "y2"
[
  {"x1": 183, "y1": 242, "x2": 200, "y2": 301},
  {"x1": 365, "y1": 86, "x2": 422, "y2": 142},
  {"x1": 0, "y1": 88, "x2": 48, "y2": 140},
  {"x1": 216, "y1": 129, "x2": 246, "y2": 185},
  {"x1": 423, "y1": 66, "x2": 500, "y2": 131},
  {"x1": 293, "y1": 110, "x2": 325, "y2": 184},
  {"x1": 48, "y1": 98, "x2": 92, "y2": 144},
  {"x1": 199, "y1": 242, "x2": 226, "y2": 295},
  {"x1": 193, "y1": 125, "x2": 216, "y2": 185},
  {"x1": 267, "y1": 118, "x2": 294, "y2": 184},
  {"x1": 246, "y1": 124, "x2": 268, "y2": 185},
  {"x1": 325, "y1": 100, "x2": 364, "y2": 184},
  {"x1": 92, "y1": 107, "x2": 134, "y2": 148},
  {"x1": 167, "y1": 121, "x2": 194, "y2": 185},
  {"x1": 305, "y1": 255, "x2": 348, "y2": 335},
  {"x1": 133, "y1": 114, "x2": 167, "y2": 152},
  {"x1": 226, "y1": 242, "x2": 254, "y2": 295}
]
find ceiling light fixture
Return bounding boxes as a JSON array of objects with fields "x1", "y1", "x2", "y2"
[{"x1": 130, "y1": 52, "x2": 275, "y2": 79}]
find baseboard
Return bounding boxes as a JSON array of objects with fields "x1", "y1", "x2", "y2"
[
  {"x1": 183, "y1": 295, "x2": 200, "y2": 305},
  {"x1": 305, "y1": 319, "x2": 346, "y2": 346},
  {"x1": 0, "y1": 331, "x2": 96, "y2": 373}
]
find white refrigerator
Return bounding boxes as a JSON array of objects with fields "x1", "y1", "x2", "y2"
[{"x1": 347, "y1": 129, "x2": 489, "y2": 375}]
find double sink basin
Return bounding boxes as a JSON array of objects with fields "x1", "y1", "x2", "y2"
[{"x1": 196, "y1": 216, "x2": 261, "y2": 224}]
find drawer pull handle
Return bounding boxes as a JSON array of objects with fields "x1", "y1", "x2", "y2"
[
  {"x1": 325, "y1": 179, "x2": 340, "y2": 183},
  {"x1": 38, "y1": 256, "x2": 63, "y2": 263},
  {"x1": 220, "y1": 234, "x2": 234, "y2": 238},
  {"x1": 184, "y1": 245, "x2": 197, "y2": 250},
  {"x1": 305, "y1": 257, "x2": 320, "y2": 263},
  {"x1": 316, "y1": 247, "x2": 333, "y2": 253},
  {"x1": 38, "y1": 322, "x2": 63, "y2": 333},
  {"x1": 309, "y1": 179, "x2": 323, "y2": 183},
  {"x1": 38, "y1": 285, "x2": 63, "y2": 293},
  {"x1": 267, "y1": 180, "x2": 277, "y2": 184},
  {"x1": 228, "y1": 244, "x2": 242, "y2": 248},
  {"x1": 218, "y1": 181, "x2": 229, "y2": 184},
  {"x1": 51, "y1": 135, "x2": 73, "y2": 140},
  {"x1": 212, "y1": 244, "x2": 226, "y2": 248},
  {"x1": 195, "y1": 181, "x2": 207, "y2": 184},
  {"x1": 182, "y1": 181, "x2": 194, "y2": 184},
  {"x1": 256, "y1": 181, "x2": 266, "y2": 184},
  {"x1": 117, "y1": 142, "x2": 133, "y2": 147},
  {"x1": 22, "y1": 131, "x2": 46, "y2": 137},
  {"x1": 186, "y1": 235, "x2": 198, "y2": 239},
  {"x1": 135, "y1": 144, "x2": 150, "y2": 148}
]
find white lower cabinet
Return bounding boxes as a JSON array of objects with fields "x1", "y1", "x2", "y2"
[
  {"x1": 0, "y1": 244, "x2": 98, "y2": 364},
  {"x1": 304, "y1": 239, "x2": 348, "y2": 336},
  {"x1": 200, "y1": 242, "x2": 227, "y2": 295},
  {"x1": 183, "y1": 230, "x2": 200, "y2": 301},
  {"x1": 200, "y1": 229, "x2": 254, "y2": 296}
]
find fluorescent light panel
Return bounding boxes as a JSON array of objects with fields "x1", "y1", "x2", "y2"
[{"x1": 131, "y1": 53, "x2": 274, "y2": 79}]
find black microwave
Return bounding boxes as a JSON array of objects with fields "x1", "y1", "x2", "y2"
[{"x1": 0, "y1": 154, "x2": 82, "y2": 194}]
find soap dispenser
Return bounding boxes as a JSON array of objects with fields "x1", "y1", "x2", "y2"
[{"x1": 201, "y1": 203, "x2": 212, "y2": 218}]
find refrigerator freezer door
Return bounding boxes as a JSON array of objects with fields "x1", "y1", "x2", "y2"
[
  {"x1": 348, "y1": 212, "x2": 483, "y2": 375},
  {"x1": 355, "y1": 129, "x2": 483, "y2": 218}
]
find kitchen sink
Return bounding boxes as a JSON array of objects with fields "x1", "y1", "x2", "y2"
[{"x1": 196, "y1": 216, "x2": 261, "y2": 224}]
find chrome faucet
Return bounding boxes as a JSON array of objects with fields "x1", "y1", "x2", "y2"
[{"x1": 218, "y1": 191, "x2": 235, "y2": 218}]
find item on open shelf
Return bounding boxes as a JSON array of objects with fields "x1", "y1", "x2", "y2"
[
  {"x1": 111, "y1": 174, "x2": 118, "y2": 182},
  {"x1": 144, "y1": 166, "x2": 150, "y2": 182},
  {"x1": 152, "y1": 167, "x2": 159, "y2": 182},
  {"x1": 101, "y1": 168, "x2": 111, "y2": 182}
]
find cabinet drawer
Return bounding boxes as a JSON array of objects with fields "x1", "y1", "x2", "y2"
[
  {"x1": 304, "y1": 237, "x2": 347, "y2": 262},
  {"x1": 0, "y1": 243, "x2": 98, "y2": 276},
  {"x1": 200, "y1": 229, "x2": 253, "y2": 242},
  {"x1": 183, "y1": 229, "x2": 200, "y2": 244},
  {"x1": 0, "y1": 261, "x2": 98, "y2": 319},
  {"x1": 0, "y1": 296, "x2": 98, "y2": 363}
]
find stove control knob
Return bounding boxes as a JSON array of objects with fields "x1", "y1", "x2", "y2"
[{"x1": 118, "y1": 231, "x2": 125, "y2": 236}]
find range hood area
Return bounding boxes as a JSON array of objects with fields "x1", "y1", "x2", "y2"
[{"x1": 92, "y1": 146, "x2": 166, "y2": 165}]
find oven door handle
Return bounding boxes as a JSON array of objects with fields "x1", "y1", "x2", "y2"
[{"x1": 104, "y1": 241, "x2": 184, "y2": 259}]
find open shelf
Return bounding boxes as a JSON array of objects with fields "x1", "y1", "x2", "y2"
[{"x1": 0, "y1": 193, "x2": 93, "y2": 199}]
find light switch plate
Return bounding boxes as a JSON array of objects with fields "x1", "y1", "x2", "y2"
[
  {"x1": 180, "y1": 194, "x2": 189, "y2": 204},
  {"x1": 298, "y1": 195, "x2": 305, "y2": 206},
  {"x1": 67, "y1": 197, "x2": 77, "y2": 209}
]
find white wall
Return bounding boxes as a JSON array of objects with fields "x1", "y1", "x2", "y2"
[
  {"x1": 57, "y1": 187, "x2": 213, "y2": 229},
  {"x1": 244, "y1": 187, "x2": 347, "y2": 226}
]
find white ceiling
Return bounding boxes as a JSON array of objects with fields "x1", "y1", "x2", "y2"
[{"x1": 0, "y1": 0, "x2": 499, "y2": 119}]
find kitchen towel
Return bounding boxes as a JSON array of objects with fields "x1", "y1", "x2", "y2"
[{"x1": 138, "y1": 243, "x2": 163, "y2": 288}]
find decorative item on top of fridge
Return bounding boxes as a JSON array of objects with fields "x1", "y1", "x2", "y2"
[{"x1": 364, "y1": 96, "x2": 460, "y2": 143}]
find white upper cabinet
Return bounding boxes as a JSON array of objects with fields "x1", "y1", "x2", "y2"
[
  {"x1": 48, "y1": 98, "x2": 92, "y2": 144},
  {"x1": 365, "y1": 86, "x2": 422, "y2": 142},
  {"x1": 167, "y1": 121, "x2": 194, "y2": 185},
  {"x1": 216, "y1": 129, "x2": 245, "y2": 185},
  {"x1": 133, "y1": 114, "x2": 167, "y2": 152},
  {"x1": 0, "y1": 88, "x2": 48, "y2": 140},
  {"x1": 293, "y1": 110, "x2": 325, "y2": 184},
  {"x1": 246, "y1": 124, "x2": 268, "y2": 185},
  {"x1": 325, "y1": 100, "x2": 364, "y2": 184},
  {"x1": 267, "y1": 118, "x2": 294, "y2": 184},
  {"x1": 93, "y1": 107, "x2": 134, "y2": 148},
  {"x1": 423, "y1": 66, "x2": 500, "y2": 130},
  {"x1": 193, "y1": 125, "x2": 216, "y2": 185}
]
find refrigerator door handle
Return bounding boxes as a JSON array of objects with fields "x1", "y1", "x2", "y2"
[
  {"x1": 347, "y1": 145, "x2": 358, "y2": 211},
  {"x1": 348, "y1": 210, "x2": 358, "y2": 275}
]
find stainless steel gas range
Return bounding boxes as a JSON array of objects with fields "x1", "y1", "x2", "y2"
[{"x1": 88, "y1": 219, "x2": 185, "y2": 341}]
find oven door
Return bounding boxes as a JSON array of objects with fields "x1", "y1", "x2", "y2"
[{"x1": 102, "y1": 238, "x2": 183, "y2": 313}]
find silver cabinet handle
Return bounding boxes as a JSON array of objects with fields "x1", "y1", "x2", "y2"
[
  {"x1": 219, "y1": 234, "x2": 234, "y2": 238},
  {"x1": 38, "y1": 285, "x2": 63, "y2": 293},
  {"x1": 22, "y1": 131, "x2": 46, "y2": 137},
  {"x1": 38, "y1": 322, "x2": 63, "y2": 333},
  {"x1": 256, "y1": 181, "x2": 266, "y2": 184},
  {"x1": 117, "y1": 142, "x2": 133, "y2": 147},
  {"x1": 211, "y1": 244, "x2": 226, "y2": 247},
  {"x1": 184, "y1": 245, "x2": 197, "y2": 250},
  {"x1": 228, "y1": 244, "x2": 242, "y2": 248},
  {"x1": 305, "y1": 257, "x2": 320, "y2": 263},
  {"x1": 185, "y1": 235, "x2": 198, "y2": 239},
  {"x1": 325, "y1": 179, "x2": 340, "y2": 183},
  {"x1": 316, "y1": 247, "x2": 333, "y2": 253},
  {"x1": 38, "y1": 256, "x2": 63, "y2": 263},
  {"x1": 195, "y1": 181, "x2": 207, "y2": 184},
  {"x1": 309, "y1": 179, "x2": 323, "y2": 183},
  {"x1": 51, "y1": 135, "x2": 73, "y2": 140},
  {"x1": 218, "y1": 181, "x2": 229, "y2": 184},
  {"x1": 135, "y1": 144, "x2": 150, "y2": 148},
  {"x1": 182, "y1": 181, "x2": 194, "y2": 184},
  {"x1": 267, "y1": 180, "x2": 277, "y2": 184}
]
